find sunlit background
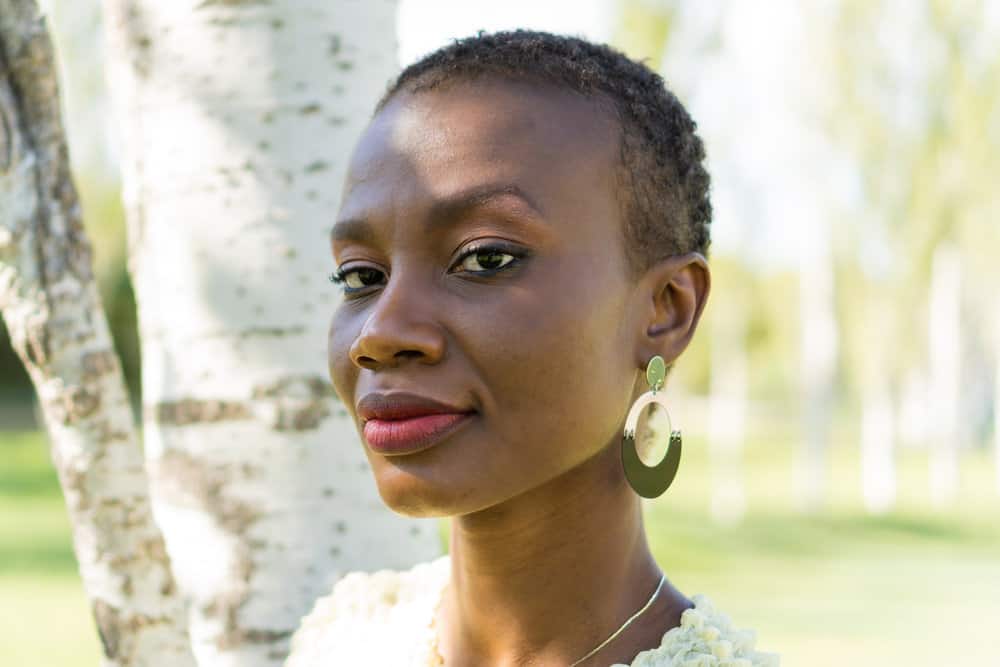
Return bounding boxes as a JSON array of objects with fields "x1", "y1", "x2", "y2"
[{"x1": 2, "y1": 1, "x2": 999, "y2": 665}]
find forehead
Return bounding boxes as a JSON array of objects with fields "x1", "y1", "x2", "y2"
[{"x1": 339, "y1": 78, "x2": 621, "y2": 223}]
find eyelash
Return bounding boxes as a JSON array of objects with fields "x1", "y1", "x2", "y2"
[{"x1": 328, "y1": 243, "x2": 527, "y2": 295}]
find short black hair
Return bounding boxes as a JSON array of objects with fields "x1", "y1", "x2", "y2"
[{"x1": 376, "y1": 29, "x2": 711, "y2": 279}]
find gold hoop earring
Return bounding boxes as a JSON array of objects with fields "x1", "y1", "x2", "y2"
[{"x1": 622, "y1": 355, "x2": 682, "y2": 498}]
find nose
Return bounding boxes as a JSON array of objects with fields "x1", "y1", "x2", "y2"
[{"x1": 348, "y1": 270, "x2": 446, "y2": 370}]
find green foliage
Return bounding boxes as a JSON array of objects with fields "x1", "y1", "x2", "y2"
[
  {"x1": 829, "y1": 0, "x2": 1000, "y2": 394},
  {"x1": 613, "y1": 0, "x2": 673, "y2": 66}
]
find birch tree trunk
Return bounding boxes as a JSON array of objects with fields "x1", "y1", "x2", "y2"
[
  {"x1": 927, "y1": 242, "x2": 961, "y2": 507},
  {"x1": 797, "y1": 235, "x2": 837, "y2": 512},
  {"x1": 0, "y1": 2, "x2": 194, "y2": 665},
  {"x1": 995, "y1": 345, "x2": 1000, "y2": 496},
  {"x1": 859, "y1": 299, "x2": 895, "y2": 514},
  {"x1": 102, "y1": 1, "x2": 440, "y2": 665}
]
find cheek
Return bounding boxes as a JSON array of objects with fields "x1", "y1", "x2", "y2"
[
  {"x1": 467, "y1": 275, "x2": 633, "y2": 465},
  {"x1": 327, "y1": 309, "x2": 360, "y2": 404}
]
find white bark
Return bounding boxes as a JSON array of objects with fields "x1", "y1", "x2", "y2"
[
  {"x1": 0, "y1": 2, "x2": 193, "y2": 665},
  {"x1": 858, "y1": 300, "x2": 896, "y2": 514},
  {"x1": 797, "y1": 237, "x2": 837, "y2": 512},
  {"x1": 927, "y1": 243, "x2": 961, "y2": 507},
  {"x1": 102, "y1": 1, "x2": 440, "y2": 664},
  {"x1": 993, "y1": 306, "x2": 1000, "y2": 497},
  {"x1": 860, "y1": 376, "x2": 896, "y2": 514},
  {"x1": 896, "y1": 369, "x2": 928, "y2": 450}
]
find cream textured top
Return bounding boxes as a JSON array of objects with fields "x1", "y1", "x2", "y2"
[{"x1": 284, "y1": 555, "x2": 780, "y2": 667}]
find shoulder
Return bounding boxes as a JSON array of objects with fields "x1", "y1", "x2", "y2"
[
  {"x1": 617, "y1": 594, "x2": 780, "y2": 667},
  {"x1": 284, "y1": 555, "x2": 450, "y2": 667}
]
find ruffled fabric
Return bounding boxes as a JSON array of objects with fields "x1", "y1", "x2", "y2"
[
  {"x1": 610, "y1": 594, "x2": 780, "y2": 667},
  {"x1": 284, "y1": 556, "x2": 449, "y2": 666},
  {"x1": 284, "y1": 556, "x2": 779, "y2": 667}
]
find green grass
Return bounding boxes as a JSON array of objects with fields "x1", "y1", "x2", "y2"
[
  {"x1": 2, "y1": 428, "x2": 998, "y2": 666},
  {"x1": 642, "y1": 430, "x2": 1000, "y2": 666},
  {"x1": 0, "y1": 572, "x2": 102, "y2": 667}
]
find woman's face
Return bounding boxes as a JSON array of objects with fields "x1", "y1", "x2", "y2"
[{"x1": 327, "y1": 79, "x2": 647, "y2": 517}]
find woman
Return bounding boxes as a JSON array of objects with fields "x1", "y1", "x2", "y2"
[{"x1": 285, "y1": 30, "x2": 778, "y2": 666}]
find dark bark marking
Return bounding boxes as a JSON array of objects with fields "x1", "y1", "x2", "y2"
[
  {"x1": 57, "y1": 463, "x2": 89, "y2": 511},
  {"x1": 113, "y1": 3, "x2": 155, "y2": 79},
  {"x1": 69, "y1": 385, "x2": 100, "y2": 419},
  {"x1": 204, "y1": 543, "x2": 293, "y2": 651},
  {"x1": 154, "y1": 449, "x2": 263, "y2": 535},
  {"x1": 238, "y1": 325, "x2": 305, "y2": 337},
  {"x1": 81, "y1": 348, "x2": 118, "y2": 379},
  {"x1": 240, "y1": 627, "x2": 293, "y2": 644},
  {"x1": 149, "y1": 399, "x2": 253, "y2": 426},
  {"x1": 251, "y1": 374, "x2": 336, "y2": 431},
  {"x1": 21, "y1": 319, "x2": 50, "y2": 370},
  {"x1": 152, "y1": 457, "x2": 262, "y2": 653},
  {"x1": 0, "y1": 101, "x2": 11, "y2": 172},
  {"x1": 197, "y1": 0, "x2": 272, "y2": 8},
  {"x1": 92, "y1": 599, "x2": 171, "y2": 662},
  {"x1": 93, "y1": 599, "x2": 121, "y2": 660},
  {"x1": 47, "y1": 384, "x2": 101, "y2": 424}
]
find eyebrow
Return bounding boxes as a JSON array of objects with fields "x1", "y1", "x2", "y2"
[{"x1": 331, "y1": 183, "x2": 544, "y2": 244}]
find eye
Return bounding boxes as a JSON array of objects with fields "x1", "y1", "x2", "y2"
[
  {"x1": 328, "y1": 266, "x2": 385, "y2": 293},
  {"x1": 453, "y1": 245, "x2": 519, "y2": 273},
  {"x1": 329, "y1": 243, "x2": 525, "y2": 295}
]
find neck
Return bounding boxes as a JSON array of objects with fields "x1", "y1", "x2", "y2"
[{"x1": 438, "y1": 442, "x2": 668, "y2": 666}]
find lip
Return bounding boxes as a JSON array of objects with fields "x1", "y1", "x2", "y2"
[{"x1": 357, "y1": 391, "x2": 475, "y2": 455}]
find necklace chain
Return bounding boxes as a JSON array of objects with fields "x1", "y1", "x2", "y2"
[
  {"x1": 429, "y1": 574, "x2": 667, "y2": 666},
  {"x1": 567, "y1": 574, "x2": 666, "y2": 666}
]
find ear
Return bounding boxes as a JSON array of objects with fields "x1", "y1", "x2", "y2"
[{"x1": 636, "y1": 252, "x2": 710, "y2": 368}]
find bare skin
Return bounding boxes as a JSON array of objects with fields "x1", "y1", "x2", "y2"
[{"x1": 327, "y1": 77, "x2": 710, "y2": 666}]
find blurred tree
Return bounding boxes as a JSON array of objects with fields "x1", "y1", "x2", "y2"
[
  {"x1": 707, "y1": 257, "x2": 749, "y2": 523},
  {"x1": 828, "y1": 0, "x2": 1000, "y2": 509},
  {"x1": 100, "y1": 0, "x2": 440, "y2": 664}
]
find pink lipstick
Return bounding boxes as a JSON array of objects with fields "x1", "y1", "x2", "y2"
[
  {"x1": 357, "y1": 391, "x2": 475, "y2": 455},
  {"x1": 363, "y1": 413, "x2": 473, "y2": 454}
]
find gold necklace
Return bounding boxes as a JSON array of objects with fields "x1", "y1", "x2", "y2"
[{"x1": 427, "y1": 574, "x2": 667, "y2": 666}]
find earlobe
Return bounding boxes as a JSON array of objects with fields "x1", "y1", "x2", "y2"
[{"x1": 642, "y1": 252, "x2": 710, "y2": 363}]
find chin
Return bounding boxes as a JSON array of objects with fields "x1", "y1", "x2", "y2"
[{"x1": 372, "y1": 465, "x2": 491, "y2": 518}]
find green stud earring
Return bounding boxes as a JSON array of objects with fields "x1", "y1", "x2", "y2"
[
  {"x1": 622, "y1": 355, "x2": 682, "y2": 498},
  {"x1": 645, "y1": 355, "x2": 666, "y2": 394}
]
